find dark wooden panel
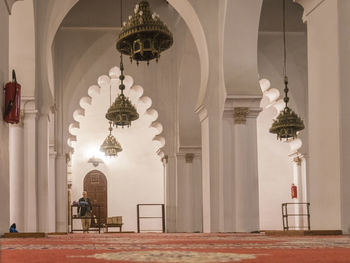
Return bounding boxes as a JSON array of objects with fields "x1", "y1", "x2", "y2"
[{"x1": 83, "y1": 170, "x2": 108, "y2": 224}]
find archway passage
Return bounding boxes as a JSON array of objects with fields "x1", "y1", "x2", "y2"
[{"x1": 84, "y1": 170, "x2": 107, "y2": 224}]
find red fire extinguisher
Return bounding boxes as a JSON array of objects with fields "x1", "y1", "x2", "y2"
[
  {"x1": 4, "y1": 70, "x2": 21, "y2": 124},
  {"x1": 291, "y1": 183, "x2": 297, "y2": 199}
]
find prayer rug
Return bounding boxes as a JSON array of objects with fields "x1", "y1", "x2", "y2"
[{"x1": 1, "y1": 233, "x2": 350, "y2": 262}]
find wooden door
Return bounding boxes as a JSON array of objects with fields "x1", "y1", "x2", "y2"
[{"x1": 84, "y1": 170, "x2": 107, "y2": 224}]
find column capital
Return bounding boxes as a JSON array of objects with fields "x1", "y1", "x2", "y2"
[
  {"x1": 178, "y1": 146, "x2": 202, "y2": 160},
  {"x1": 294, "y1": 0, "x2": 325, "y2": 22},
  {"x1": 233, "y1": 107, "x2": 249, "y2": 124},
  {"x1": 185, "y1": 153, "x2": 195, "y2": 163},
  {"x1": 161, "y1": 155, "x2": 169, "y2": 164},
  {"x1": 224, "y1": 95, "x2": 262, "y2": 121}
]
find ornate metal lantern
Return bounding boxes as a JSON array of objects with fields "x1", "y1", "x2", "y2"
[
  {"x1": 269, "y1": 77, "x2": 304, "y2": 140},
  {"x1": 105, "y1": 57, "x2": 139, "y2": 127},
  {"x1": 269, "y1": 0, "x2": 304, "y2": 140},
  {"x1": 116, "y1": 0, "x2": 173, "y2": 65},
  {"x1": 100, "y1": 122, "x2": 123, "y2": 157}
]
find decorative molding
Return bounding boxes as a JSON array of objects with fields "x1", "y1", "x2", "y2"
[
  {"x1": 88, "y1": 156, "x2": 104, "y2": 167},
  {"x1": 185, "y1": 153, "x2": 194, "y2": 163},
  {"x1": 224, "y1": 95, "x2": 262, "y2": 120},
  {"x1": 233, "y1": 107, "x2": 249, "y2": 124},
  {"x1": 178, "y1": 146, "x2": 201, "y2": 160},
  {"x1": 161, "y1": 155, "x2": 168, "y2": 164}
]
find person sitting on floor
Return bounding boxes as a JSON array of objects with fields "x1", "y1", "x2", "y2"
[{"x1": 9, "y1": 223, "x2": 18, "y2": 233}]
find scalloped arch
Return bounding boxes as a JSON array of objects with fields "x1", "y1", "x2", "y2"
[{"x1": 68, "y1": 66, "x2": 167, "y2": 157}]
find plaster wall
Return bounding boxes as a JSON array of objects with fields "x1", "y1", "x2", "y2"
[
  {"x1": 257, "y1": 32, "x2": 308, "y2": 230},
  {"x1": 0, "y1": 0, "x2": 10, "y2": 234},
  {"x1": 9, "y1": 0, "x2": 35, "y2": 97},
  {"x1": 71, "y1": 81, "x2": 164, "y2": 232}
]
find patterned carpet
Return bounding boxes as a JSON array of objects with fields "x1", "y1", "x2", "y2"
[{"x1": 1, "y1": 233, "x2": 350, "y2": 262}]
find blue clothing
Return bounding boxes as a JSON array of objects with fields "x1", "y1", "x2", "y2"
[
  {"x1": 9, "y1": 223, "x2": 18, "y2": 233},
  {"x1": 9, "y1": 227, "x2": 18, "y2": 233}
]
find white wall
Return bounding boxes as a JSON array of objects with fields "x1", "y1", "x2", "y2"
[
  {"x1": 257, "y1": 32, "x2": 308, "y2": 230},
  {"x1": 0, "y1": 0, "x2": 10, "y2": 234},
  {"x1": 71, "y1": 75, "x2": 164, "y2": 232}
]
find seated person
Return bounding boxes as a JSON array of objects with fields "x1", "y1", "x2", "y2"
[{"x1": 9, "y1": 223, "x2": 18, "y2": 233}]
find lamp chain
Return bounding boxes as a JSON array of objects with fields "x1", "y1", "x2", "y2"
[
  {"x1": 282, "y1": 0, "x2": 289, "y2": 109},
  {"x1": 119, "y1": 0, "x2": 125, "y2": 95}
]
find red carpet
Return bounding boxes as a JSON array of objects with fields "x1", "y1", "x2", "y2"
[{"x1": 1, "y1": 233, "x2": 350, "y2": 262}]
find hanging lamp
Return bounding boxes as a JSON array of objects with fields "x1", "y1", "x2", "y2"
[
  {"x1": 106, "y1": 0, "x2": 139, "y2": 128},
  {"x1": 100, "y1": 82, "x2": 123, "y2": 157},
  {"x1": 116, "y1": 0, "x2": 173, "y2": 65},
  {"x1": 100, "y1": 121, "x2": 123, "y2": 157},
  {"x1": 269, "y1": 0, "x2": 304, "y2": 140}
]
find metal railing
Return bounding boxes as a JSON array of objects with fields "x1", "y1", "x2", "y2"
[
  {"x1": 282, "y1": 202, "x2": 310, "y2": 231},
  {"x1": 136, "y1": 204, "x2": 165, "y2": 233}
]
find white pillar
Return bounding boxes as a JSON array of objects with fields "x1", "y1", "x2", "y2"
[
  {"x1": 55, "y1": 154, "x2": 67, "y2": 232},
  {"x1": 198, "y1": 106, "x2": 225, "y2": 233},
  {"x1": 223, "y1": 96, "x2": 261, "y2": 232},
  {"x1": 291, "y1": 155, "x2": 305, "y2": 229},
  {"x1": 48, "y1": 144, "x2": 56, "y2": 232},
  {"x1": 192, "y1": 152, "x2": 203, "y2": 232},
  {"x1": 164, "y1": 155, "x2": 177, "y2": 232},
  {"x1": 37, "y1": 114, "x2": 49, "y2": 232},
  {"x1": 9, "y1": 123, "x2": 24, "y2": 231},
  {"x1": 198, "y1": 108, "x2": 211, "y2": 233},
  {"x1": 22, "y1": 97, "x2": 38, "y2": 232},
  {"x1": 296, "y1": 0, "x2": 342, "y2": 230},
  {"x1": 175, "y1": 154, "x2": 189, "y2": 232},
  {"x1": 176, "y1": 149, "x2": 202, "y2": 232}
]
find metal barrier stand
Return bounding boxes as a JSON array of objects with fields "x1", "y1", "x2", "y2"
[
  {"x1": 282, "y1": 202, "x2": 310, "y2": 231},
  {"x1": 137, "y1": 204, "x2": 165, "y2": 233}
]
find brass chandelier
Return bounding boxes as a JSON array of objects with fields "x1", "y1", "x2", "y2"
[
  {"x1": 106, "y1": 0, "x2": 139, "y2": 128},
  {"x1": 269, "y1": 0, "x2": 304, "y2": 140},
  {"x1": 105, "y1": 55, "x2": 139, "y2": 127},
  {"x1": 100, "y1": 74, "x2": 123, "y2": 157},
  {"x1": 116, "y1": 0, "x2": 173, "y2": 65},
  {"x1": 100, "y1": 122, "x2": 123, "y2": 157}
]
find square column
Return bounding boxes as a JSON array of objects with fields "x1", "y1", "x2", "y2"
[
  {"x1": 37, "y1": 114, "x2": 49, "y2": 232},
  {"x1": 223, "y1": 96, "x2": 261, "y2": 232},
  {"x1": 176, "y1": 148, "x2": 202, "y2": 232},
  {"x1": 55, "y1": 154, "x2": 68, "y2": 232},
  {"x1": 164, "y1": 155, "x2": 177, "y2": 232}
]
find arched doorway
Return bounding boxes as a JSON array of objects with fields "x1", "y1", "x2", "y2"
[{"x1": 83, "y1": 170, "x2": 107, "y2": 224}]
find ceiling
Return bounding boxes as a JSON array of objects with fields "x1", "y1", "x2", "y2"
[
  {"x1": 259, "y1": 0, "x2": 306, "y2": 32},
  {"x1": 60, "y1": 0, "x2": 170, "y2": 28}
]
